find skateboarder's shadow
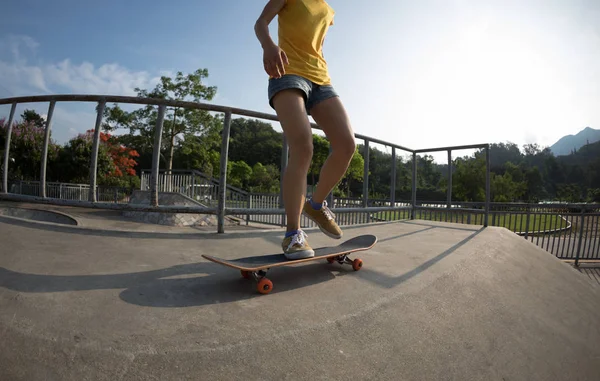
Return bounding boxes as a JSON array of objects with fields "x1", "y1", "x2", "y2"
[{"x1": 0, "y1": 260, "x2": 354, "y2": 307}]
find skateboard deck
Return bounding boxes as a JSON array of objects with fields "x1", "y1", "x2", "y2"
[{"x1": 202, "y1": 234, "x2": 377, "y2": 294}]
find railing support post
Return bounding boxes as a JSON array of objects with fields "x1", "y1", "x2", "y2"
[
  {"x1": 150, "y1": 104, "x2": 166, "y2": 207},
  {"x1": 524, "y1": 206, "x2": 531, "y2": 240},
  {"x1": 40, "y1": 101, "x2": 56, "y2": 198},
  {"x1": 362, "y1": 139, "x2": 369, "y2": 208},
  {"x1": 218, "y1": 111, "x2": 232, "y2": 233},
  {"x1": 447, "y1": 149, "x2": 452, "y2": 209},
  {"x1": 327, "y1": 143, "x2": 334, "y2": 207},
  {"x1": 89, "y1": 100, "x2": 105, "y2": 202},
  {"x1": 2, "y1": 103, "x2": 17, "y2": 194},
  {"x1": 390, "y1": 147, "x2": 396, "y2": 207},
  {"x1": 411, "y1": 152, "x2": 417, "y2": 220},
  {"x1": 279, "y1": 135, "x2": 289, "y2": 227},
  {"x1": 575, "y1": 206, "x2": 586, "y2": 267},
  {"x1": 485, "y1": 145, "x2": 491, "y2": 227}
]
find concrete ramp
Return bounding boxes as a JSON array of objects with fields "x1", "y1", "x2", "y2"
[{"x1": 0, "y1": 218, "x2": 599, "y2": 380}]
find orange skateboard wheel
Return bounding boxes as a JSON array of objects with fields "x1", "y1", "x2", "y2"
[
  {"x1": 326, "y1": 257, "x2": 336, "y2": 264},
  {"x1": 352, "y1": 258, "x2": 363, "y2": 271},
  {"x1": 240, "y1": 270, "x2": 251, "y2": 279},
  {"x1": 257, "y1": 278, "x2": 273, "y2": 294}
]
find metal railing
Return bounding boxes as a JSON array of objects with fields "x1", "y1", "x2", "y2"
[
  {"x1": 8, "y1": 180, "x2": 133, "y2": 203},
  {"x1": 0, "y1": 94, "x2": 490, "y2": 235}
]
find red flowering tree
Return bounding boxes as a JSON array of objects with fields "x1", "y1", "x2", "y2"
[{"x1": 56, "y1": 130, "x2": 140, "y2": 188}]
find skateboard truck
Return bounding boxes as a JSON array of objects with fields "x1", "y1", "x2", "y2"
[
  {"x1": 240, "y1": 269, "x2": 273, "y2": 294},
  {"x1": 327, "y1": 254, "x2": 363, "y2": 270}
]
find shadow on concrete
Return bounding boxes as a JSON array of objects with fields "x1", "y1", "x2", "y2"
[
  {"x1": 358, "y1": 226, "x2": 486, "y2": 288},
  {"x1": 0, "y1": 227, "x2": 485, "y2": 306},
  {"x1": 0, "y1": 260, "x2": 356, "y2": 307},
  {"x1": 377, "y1": 226, "x2": 436, "y2": 243}
]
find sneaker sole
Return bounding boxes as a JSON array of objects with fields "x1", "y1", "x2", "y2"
[
  {"x1": 303, "y1": 212, "x2": 342, "y2": 240},
  {"x1": 284, "y1": 249, "x2": 315, "y2": 260}
]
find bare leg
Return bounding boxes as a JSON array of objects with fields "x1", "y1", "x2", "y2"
[
  {"x1": 309, "y1": 96, "x2": 356, "y2": 203},
  {"x1": 272, "y1": 89, "x2": 314, "y2": 232}
]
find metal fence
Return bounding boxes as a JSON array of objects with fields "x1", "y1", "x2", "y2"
[
  {"x1": 0, "y1": 94, "x2": 492, "y2": 235},
  {"x1": 5, "y1": 177, "x2": 598, "y2": 262},
  {"x1": 1, "y1": 94, "x2": 598, "y2": 264},
  {"x1": 8, "y1": 180, "x2": 133, "y2": 204}
]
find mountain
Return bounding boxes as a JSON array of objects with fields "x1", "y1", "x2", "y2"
[{"x1": 550, "y1": 127, "x2": 600, "y2": 156}]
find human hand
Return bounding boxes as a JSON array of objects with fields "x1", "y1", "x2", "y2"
[{"x1": 263, "y1": 43, "x2": 289, "y2": 78}]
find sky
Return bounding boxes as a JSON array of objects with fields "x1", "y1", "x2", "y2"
[{"x1": 1, "y1": 0, "x2": 599, "y2": 163}]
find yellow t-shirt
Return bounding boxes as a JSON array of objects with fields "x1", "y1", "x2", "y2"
[{"x1": 277, "y1": 0, "x2": 335, "y2": 85}]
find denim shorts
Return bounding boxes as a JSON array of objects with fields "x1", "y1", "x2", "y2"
[{"x1": 268, "y1": 74, "x2": 338, "y2": 115}]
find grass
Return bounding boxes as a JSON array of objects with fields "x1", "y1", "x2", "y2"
[{"x1": 371, "y1": 209, "x2": 570, "y2": 234}]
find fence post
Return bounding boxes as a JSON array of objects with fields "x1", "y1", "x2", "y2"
[
  {"x1": 575, "y1": 205, "x2": 586, "y2": 267},
  {"x1": 390, "y1": 147, "x2": 396, "y2": 207},
  {"x1": 150, "y1": 104, "x2": 166, "y2": 207},
  {"x1": 2, "y1": 103, "x2": 17, "y2": 194},
  {"x1": 484, "y1": 145, "x2": 491, "y2": 227},
  {"x1": 246, "y1": 194, "x2": 251, "y2": 226},
  {"x1": 280, "y1": 136, "x2": 289, "y2": 227},
  {"x1": 89, "y1": 100, "x2": 105, "y2": 202},
  {"x1": 411, "y1": 152, "x2": 417, "y2": 220},
  {"x1": 327, "y1": 144, "x2": 334, "y2": 207},
  {"x1": 39, "y1": 101, "x2": 56, "y2": 198},
  {"x1": 524, "y1": 206, "x2": 531, "y2": 240},
  {"x1": 217, "y1": 111, "x2": 232, "y2": 234},
  {"x1": 447, "y1": 149, "x2": 452, "y2": 208},
  {"x1": 362, "y1": 139, "x2": 369, "y2": 208}
]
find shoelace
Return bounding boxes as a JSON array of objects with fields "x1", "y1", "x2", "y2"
[
  {"x1": 289, "y1": 230, "x2": 308, "y2": 249},
  {"x1": 320, "y1": 200, "x2": 335, "y2": 221}
]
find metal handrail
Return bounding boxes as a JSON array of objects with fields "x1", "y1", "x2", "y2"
[{"x1": 1, "y1": 93, "x2": 491, "y2": 233}]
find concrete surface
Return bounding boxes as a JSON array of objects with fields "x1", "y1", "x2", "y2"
[
  {"x1": 0, "y1": 206, "x2": 78, "y2": 226},
  {"x1": 1, "y1": 210, "x2": 599, "y2": 380},
  {"x1": 0, "y1": 201, "x2": 274, "y2": 233}
]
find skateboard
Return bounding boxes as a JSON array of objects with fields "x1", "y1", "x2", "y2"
[{"x1": 202, "y1": 234, "x2": 377, "y2": 295}]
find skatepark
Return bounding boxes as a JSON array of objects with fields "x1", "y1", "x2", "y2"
[
  {"x1": 1, "y1": 201, "x2": 599, "y2": 380},
  {"x1": 1, "y1": 94, "x2": 600, "y2": 380}
]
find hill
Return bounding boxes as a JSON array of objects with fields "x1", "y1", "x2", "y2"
[{"x1": 550, "y1": 126, "x2": 600, "y2": 156}]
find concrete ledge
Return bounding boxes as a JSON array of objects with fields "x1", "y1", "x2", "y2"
[{"x1": 0, "y1": 206, "x2": 78, "y2": 226}]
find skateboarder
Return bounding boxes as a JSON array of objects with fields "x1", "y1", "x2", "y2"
[{"x1": 255, "y1": 0, "x2": 356, "y2": 259}]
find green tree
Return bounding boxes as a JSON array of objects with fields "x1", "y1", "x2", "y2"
[
  {"x1": 21, "y1": 109, "x2": 46, "y2": 128},
  {"x1": 249, "y1": 162, "x2": 279, "y2": 192},
  {"x1": 308, "y1": 134, "x2": 330, "y2": 193},
  {"x1": 228, "y1": 160, "x2": 253, "y2": 189},
  {"x1": 228, "y1": 118, "x2": 283, "y2": 169},
  {"x1": 453, "y1": 155, "x2": 486, "y2": 201},
  {"x1": 102, "y1": 69, "x2": 218, "y2": 173},
  {"x1": 340, "y1": 148, "x2": 364, "y2": 197}
]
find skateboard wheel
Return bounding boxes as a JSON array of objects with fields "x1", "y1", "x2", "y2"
[
  {"x1": 352, "y1": 258, "x2": 363, "y2": 271},
  {"x1": 240, "y1": 270, "x2": 251, "y2": 279},
  {"x1": 326, "y1": 257, "x2": 336, "y2": 264},
  {"x1": 257, "y1": 278, "x2": 273, "y2": 294}
]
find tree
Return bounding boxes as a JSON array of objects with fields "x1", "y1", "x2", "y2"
[
  {"x1": 308, "y1": 134, "x2": 330, "y2": 193},
  {"x1": 228, "y1": 118, "x2": 283, "y2": 169},
  {"x1": 102, "y1": 69, "x2": 218, "y2": 174},
  {"x1": 55, "y1": 130, "x2": 140, "y2": 188},
  {"x1": 339, "y1": 148, "x2": 364, "y2": 197},
  {"x1": 228, "y1": 160, "x2": 252, "y2": 189},
  {"x1": 21, "y1": 109, "x2": 46, "y2": 128},
  {"x1": 1, "y1": 118, "x2": 60, "y2": 181},
  {"x1": 249, "y1": 163, "x2": 279, "y2": 193},
  {"x1": 453, "y1": 155, "x2": 486, "y2": 202}
]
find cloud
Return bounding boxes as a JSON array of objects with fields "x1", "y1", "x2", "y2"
[{"x1": 0, "y1": 34, "x2": 162, "y2": 97}]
